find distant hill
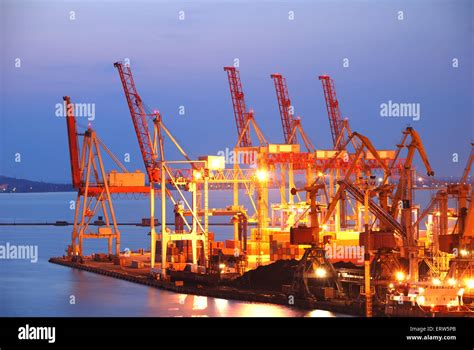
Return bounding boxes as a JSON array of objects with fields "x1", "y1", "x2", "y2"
[{"x1": 0, "y1": 176, "x2": 73, "y2": 193}]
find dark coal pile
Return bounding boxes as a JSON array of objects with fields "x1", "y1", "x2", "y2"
[
  {"x1": 231, "y1": 259, "x2": 299, "y2": 291},
  {"x1": 332, "y1": 261, "x2": 362, "y2": 269}
]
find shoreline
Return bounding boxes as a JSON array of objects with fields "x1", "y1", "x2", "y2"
[{"x1": 48, "y1": 256, "x2": 365, "y2": 316}]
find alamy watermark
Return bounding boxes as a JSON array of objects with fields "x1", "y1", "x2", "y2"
[
  {"x1": 18, "y1": 324, "x2": 55, "y2": 343},
  {"x1": 0, "y1": 242, "x2": 38, "y2": 263},
  {"x1": 217, "y1": 147, "x2": 257, "y2": 166},
  {"x1": 324, "y1": 242, "x2": 364, "y2": 264},
  {"x1": 380, "y1": 100, "x2": 420, "y2": 121},
  {"x1": 55, "y1": 100, "x2": 96, "y2": 121}
]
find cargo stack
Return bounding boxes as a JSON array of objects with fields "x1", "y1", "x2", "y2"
[
  {"x1": 155, "y1": 232, "x2": 215, "y2": 264},
  {"x1": 269, "y1": 241, "x2": 308, "y2": 261}
]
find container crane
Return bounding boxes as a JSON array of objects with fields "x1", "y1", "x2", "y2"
[
  {"x1": 319, "y1": 75, "x2": 364, "y2": 153},
  {"x1": 321, "y1": 133, "x2": 396, "y2": 231},
  {"x1": 64, "y1": 96, "x2": 81, "y2": 189},
  {"x1": 319, "y1": 75, "x2": 349, "y2": 150},
  {"x1": 115, "y1": 62, "x2": 211, "y2": 274},
  {"x1": 114, "y1": 62, "x2": 161, "y2": 182},
  {"x1": 440, "y1": 143, "x2": 473, "y2": 249},
  {"x1": 224, "y1": 67, "x2": 270, "y2": 267},
  {"x1": 319, "y1": 75, "x2": 357, "y2": 228},
  {"x1": 271, "y1": 73, "x2": 315, "y2": 152},
  {"x1": 64, "y1": 96, "x2": 138, "y2": 258},
  {"x1": 224, "y1": 66, "x2": 252, "y2": 148},
  {"x1": 461, "y1": 143, "x2": 474, "y2": 184},
  {"x1": 270, "y1": 73, "x2": 296, "y2": 145},
  {"x1": 224, "y1": 67, "x2": 267, "y2": 148},
  {"x1": 446, "y1": 144, "x2": 474, "y2": 290},
  {"x1": 388, "y1": 127, "x2": 434, "y2": 220},
  {"x1": 114, "y1": 61, "x2": 168, "y2": 272},
  {"x1": 460, "y1": 144, "x2": 474, "y2": 240},
  {"x1": 384, "y1": 127, "x2": 434, "y2": 281},
  {"x1": 270, "y1": 73, "x2": 315, "y2": 205}
]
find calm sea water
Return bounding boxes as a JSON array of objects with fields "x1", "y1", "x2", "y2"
[{"x1": 0, "y1": 192, "x2": 347, "y2": 317}]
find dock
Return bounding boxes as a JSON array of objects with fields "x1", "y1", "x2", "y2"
[{"x1": 48, "y1": 255, "x2": 365, "y2": 316}]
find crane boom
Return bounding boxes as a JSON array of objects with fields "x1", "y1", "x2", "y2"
[
  {"x1": 390, "y1": 127, "x2": 434, "y2": 218},
  {"x1": 461, "y1": 143, "x2": 474, "y2": 184},
  {"x1": 63, "y1": 96, "x2": 81, "y2": 189},
  {"x1": 224, "y1": 66, "x2": 252, "y2": 147},
  {"x1": 405, "y1": 127, "x2": 434, "y2": 176},
  {"x1": 319, "y1": 75, "x2": 347, "y2": 150},
  {"x1": 114, "y1": 62, "x2": 158, "y2": 182},
  {"x1": 271, "y1": 73, "x2": 296, "y2": 144}
]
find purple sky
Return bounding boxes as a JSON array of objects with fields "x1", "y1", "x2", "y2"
[{"x1": 1, "y1": 0, "x2": 472, "y2": 182}]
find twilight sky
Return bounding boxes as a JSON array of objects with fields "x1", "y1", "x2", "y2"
[{"x1": 0, "y1": 0, "x2": 472, "y2": 183}]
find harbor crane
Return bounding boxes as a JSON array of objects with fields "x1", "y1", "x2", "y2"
[
  {"x1": 271, "y1": 73, "x2": 315, "y2": 152},
  {"x1": 64, "y1": 96, "x2": 149, "y2": 258},
  {"x1": 224, "y1": 66, "x2": 267, "y2": 148},
  {"x1": 224, "y1": 66, "x2": 270, "y2": 267},
  {"x1": 224, "y1": 66, "x2": 252, "y2": 148},
  {"x1": 114, "y1": 61, "x2": 163, "y2": 271},
  {"x1": 270, "y1": 73, "x2": 315, "y2": 206},
  {"x1": 115, "y1": 62, "x2": 212, "y2": 276},
  {"x1": 270, "y1": 73, "x2": 296, "y2": 145},
  {"x1": 65, "y1": 96, "x2": 81, "y2": 190},
  {"x1": 319, "y1": 75, "x2": 347, "y2": 150},
  {"x1": 384, "y1": 127, "x2": 434, "y2": 281},
  {"x1": 319, "y1": 75, "x2": 360, "y2": 228}
]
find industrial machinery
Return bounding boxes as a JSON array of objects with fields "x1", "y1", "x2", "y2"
[
  {"x1": 115, "y1": 63, "x2": 263, "y2": 276},
  {"x1": 319, "y1": 75, "x2": 349, "y2": 151},
  {"x1": 384, "y1": 127, "x2": 435, "y2": 282},
  {"x1": 224, "y1": 66, "x2": 269, "y2": 267},
  {"x1": 443, "y1": 144, "x2": 474, "y2": 298},
  {"x1": 64, "y1": 96, "x2": 148, "y2": 258},
  {"x1": 319, "y1": 75, "x2": 364, "y2": 230},
  {"x1": 289, "y1": 183, "x2": 345, "y2": 301},
  {"x1": 60, "y1": 64, "x2": 472, "y2": 316},
  {"x1": 115, "y1": 62, "x2": 211, "y2": 275}
]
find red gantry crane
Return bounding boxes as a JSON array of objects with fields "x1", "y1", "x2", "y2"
[
  {"x1": 224, "y1": 66, "x2": 267, "y2": 148},
  {"x1": 319, "y1": 75, "x2": 348, "y2": 150},
  {"x1": 270, "y1": 72, "x2": 316, "y2": 206},
  {"x1": 319, "y1": 75, "x2": 353, "y2": 228},
  {"x1": 114, "y1": 61, "x2": 164, "y2": 270},
  {"x1": 115, "y1": 62, "x2": 210, "y2": 273},
  {"x1": 224, "y1": 67, "x2": 267, "y2": 148},
  {"x1": 271, "y1": 73, "x2": 296, "y2": 145},
  {"x1": 224, "y1": 66, "x2": 268, "y2": 267},
  {"x1": 224, "y1": 66, "x2": 251, "y2": 147},
  {"x1": 114, "y1": 62, "x2": 160, "y2": 182},
  {"x1": 271, "y1": 73, "x2": 315, "y2": 152},
  {"x1": 64, "y1": 96, "x2": 148, "y2": 257},
  {"x1": 65, "y1": 96, "x2": 81, "y2": 189}
]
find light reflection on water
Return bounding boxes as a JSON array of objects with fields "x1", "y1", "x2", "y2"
[{"x1": 0, "y1": 192, "x2": 351, "y2": 317}]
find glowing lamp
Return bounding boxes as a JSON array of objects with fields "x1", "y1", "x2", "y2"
[
  {"x1": 193, "y1": 170, "x2": 203, "y2": 180},
  {"x1": 256, "y1": 169, "x2": 268, "y2": 182},
  {"x1": 464, "y1": 278, "x2": 474, "y2": 289},
  {"x1": 395, "y1": 271, "x2": 405, "y2": 282},
  {"x1": 315, "y1": 267, "x2": 327, "y2": 278}
]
